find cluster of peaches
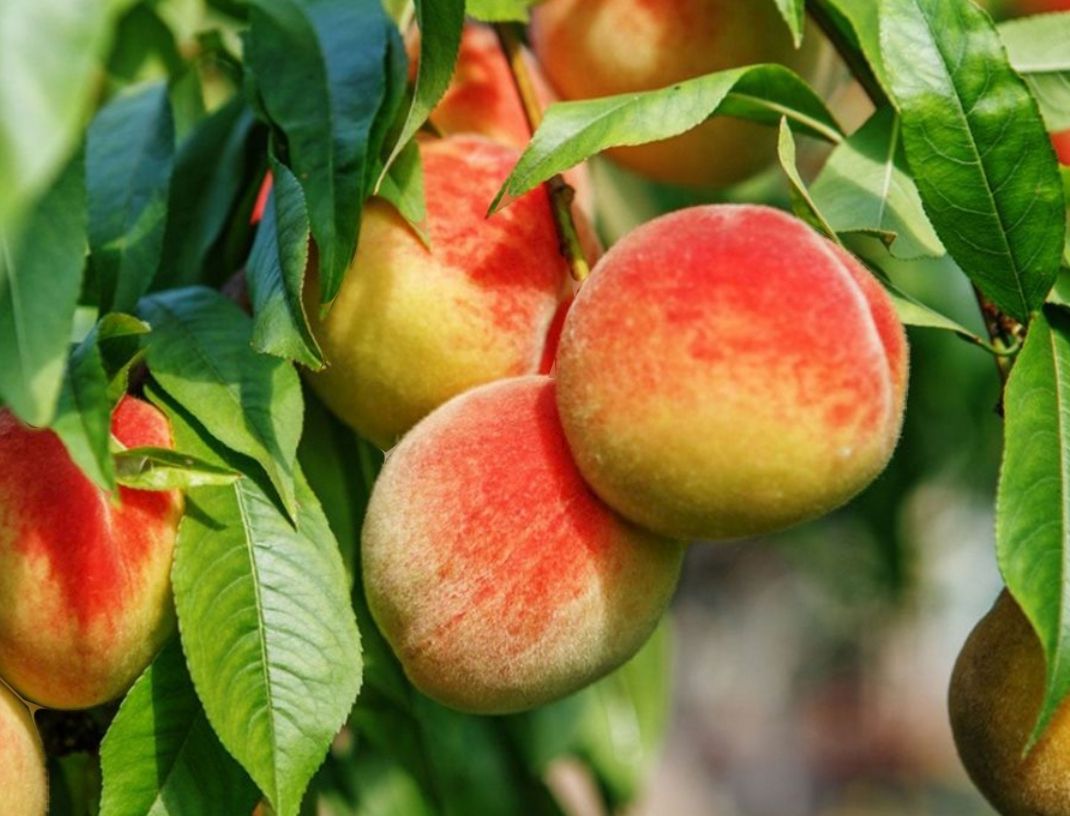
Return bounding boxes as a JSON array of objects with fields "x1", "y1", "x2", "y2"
[
  {"x1": 0, "y1": 5, "x2": 912, "y2": 811},
  {"x1": 304, "y1": 15, "x2": 908, "y2": 715}
]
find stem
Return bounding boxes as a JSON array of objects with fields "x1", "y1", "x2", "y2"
[
  {"x1": 494, "y1": 23, "x2": 590, "y2": 283},
  {"x1": 806, "y1": 0, "x2": 887, "y2": 109},
  {"x1": 972, "y1": 285, "x2": 1021, "y2": 390}
]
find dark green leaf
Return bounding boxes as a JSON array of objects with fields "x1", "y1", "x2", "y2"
[
  {"x1": 997, "y1": 306, "x2": 1070, "y2": 747},
  {"x1": 88, "y1": 82, "x2": 176, "y2": 314},
  {"x1": 0, "y1": 154, "x2": 86, "y2": 426},
  {"x1": 156, "y1": 98, "x2": 258, "y2": 290},
  {"x1": 99, "y1": 638, "x2": 260, "y2": 816},
  {"x1": 245, "y1": 0, "x2": 395, "y2": 304},
  {"x1": 139, "y1": 287, "x2": 302, "y2": 518},
  {"x1": 880, "y1": 0, "x2": 1066, "y2": 321},
  {"x1": 375, "y1": 138, "x2": 428, "y2": 242},
  {"x1": 378, "y1": 0, "x2": 464, "y2": 184},
  {"x1": 493, "y1": 64, "x2": 842, "y2": 210},
  {"x1": 246, "y1": 159, "x2": 324, "y2": 368}
]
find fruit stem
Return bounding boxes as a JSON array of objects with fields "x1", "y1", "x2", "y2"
[
  {"x1": 494, "y1": 23, "x2": 591, "y2": 284},
  {"x1": 806, "y1": 0, "x2": 888, "y2": 109},
  {"x1": 972, "y1": 286, "x2": 1021, "y2": 389}
]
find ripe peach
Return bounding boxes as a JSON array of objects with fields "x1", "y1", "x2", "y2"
[
  {"x1": 361, "y1": 376, "x2": 683, "y2": 714},
  {"x1": 410, "y1": 23, "x2": 594, "y2": 214},
  {"x1": 555, "y1": 205, "x2": 908, "y2": 540},
  {"x1": 0, "y1": 683, "x2": 47, "y2": 815},
  {"x1": 530, "y1": 0, "x2": 819, "y2": 188},
  {"x1": 305, "y1": 135, "x2": 572, "y2": 450},
  {"x1": 1054, "y1": 130, "x2": 1070, "y2": 166},
  {"x1": 1012, "y1": 0, "x2": 1070, "y2": 13},
  {"x1": 0, "y1": 396, "x2": 184, "y2": 709},
  {"x1": 949, "y1": 591, "x2": 1070, "y2": 815}
]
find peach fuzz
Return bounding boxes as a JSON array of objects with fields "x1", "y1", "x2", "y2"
[
  {"x1": 0, "y1": 683, "x2": 47, "y2": 815},
  {"x1": 530, "y1": 0, "x2": 819, "y2": 189},
  {"x1": 555, "y1": 204, "x2": 908, "y2": 541},
  {"x1": 305, "y1": 135, "x2": 573, "y2": 450},
  {"x1": 0, "y1": 396, "x2": 183, "y2": 709},
  {"x1": 361, "y1": 376, "x2": 683, "y2": 714},
  {"x1": 949, "y1": 591, "x2": 1070, "y2": 816}
]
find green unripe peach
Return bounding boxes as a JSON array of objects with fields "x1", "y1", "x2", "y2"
[
  {"x1": 362, "y1": 376, "x2": 683, "y2": 714},
  {"x1": 950, "y1": 591, "x2": 1070, "y2": 816},
  {"x1": 0, "y1": 396, "x2": 183, "y2": 709},
  {"x1": 555, "y1": 204, "x2": 908, "y2": 541},
  {"x1": 0, "y1": 683, "x2": 47, "y2": 815}
]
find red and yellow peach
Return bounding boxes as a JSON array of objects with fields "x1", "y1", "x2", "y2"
[
  {"x1": 0, "y1": 683, "x2": 47, "y2": 815},
  {"x1": 305, "y1": 135, "x2": 573, "y2": 450},
  {"x1": 361, "y1": 375, "x2": 683, "y2": 714},
  {"x1": 555, "y1": 204, "x2": 908, "y2": 540},
  {"x1": 530, "y1": 0, "x2": 820, "y2": 188},
  {"x1": 0, "y1": 396, "x2": 183, "y2": 709}
]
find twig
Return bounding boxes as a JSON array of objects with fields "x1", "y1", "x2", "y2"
[{"x1": 494, "y1": 23, "x2": 590, "y2": 283}]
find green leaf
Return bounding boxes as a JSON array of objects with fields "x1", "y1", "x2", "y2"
[
  {"x1": 811, "y1": 107, "x2": 944, "y2": 260},
  {"x1": 174, "y1": 476, "x2": 361, "y2": 816},
  {"x1": 879, "y1": 0, "x2": 1066, "y2": 322},
  {"x1": 776, "y1": 118, "x2": 839, "y2": 239},
  {"x1": 375, "y1": 138, "x2": 428, "y2": 243},
  {"x1": 114, "y1": 447, "x2": 240, "y2": 490},
  {"x1": 244, "y1": 0, "x2": 396, "y2": 305},
  {"x1": 772, "y1": 0, "x2": 806, "y2": 47},
  {"x1": 152, "y1": 385, "x2": 362, "y2": 816},
  {"x1": 139, "y1": 287, "x2": 302, "y2": 518},
  {"x1": 493, "y1": 64, "x2": 842, "y2": 210},
  {"x1": 998, "y1": 12, "x2": 1070, "y2": 131},
  {"x1": 87, "y1": 82, "x2": 176, "y2": 315},
  {"x1": 378, "y1": 0, "x2": 464, "y2": 185},
  {"x1": 465, "y1": 0, "x2": 533, "y2": 22},
  {"x1": 52, "y1": 312, "x2": 150, "y2": 492},
  {"x1": 0, "y1": 153, "x2": 86, "y2": 426},
  {"x1": 997, "y1": 306, "x2": 1070, "y2": 747},
  {"x1": 99, "y1": 638, "x2": 260, "y2": 816},
  {"x1": 156, "y1": 98, "x2": 258, "y2": 290},
  {"x1": 246, "y1": 159, "x2": 324, "y2": 368},
  {"x1": 0, "y1": 0, "x2": 123, "y2": 231},
  {"x1": 810, "y1": 0, "x2": 889, "y2": 93}
]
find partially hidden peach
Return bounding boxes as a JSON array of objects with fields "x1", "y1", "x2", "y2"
[
  {"x1": 0, "y1": 396, "x2": 183, "y2": 709},
  {"x1": 305, "y1": 135, "x2": 572, "y2": 450},
  {"x1": 1054, "y1": 130, "x2": 1070, "y2": 166},
  {"x1": 555, "y1": 204, "x2": 908, "y2": 540},
  {"x1": 949, "y1": 591, "x2": 1070, "y2": 816},
  {"x1": 530, "y1": 0, "x2": 820, "y2": 188},
  {"x1": 411, "y1": 22, "x2": 594, "y2": 215},
  {"x1": 361, "y1": 375, "x2": 683, "y2": 714},
  {"x1": 0, "y1": 683, "x2": 47, "y2": 815}
]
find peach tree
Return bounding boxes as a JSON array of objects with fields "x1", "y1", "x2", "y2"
[{"x1": 0, "y1": 0, "x2": 1067, "y2": 814}]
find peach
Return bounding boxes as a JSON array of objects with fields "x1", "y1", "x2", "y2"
[
  {"x1": 0, "y1": 396, "x2": 184, "y2": 709},
  {"x1": 949, "y1": 591, "x2": 1070, "y2": 815},
  {"x1": 530, "y1": 0, "x2": 820, "y2": 188},
  {"x1": 0, "y1": 683, "x2": 47, "y2": 815},
  {"x1": 361, "y1": 375, "x2": 683, "y2": 714},
  {"x1": 410, "y1": 23, "x2": 594, "y2": 214},
  {"x1": 555, "y1": 204, "x2": 908, "y2": 540},
  {"x1": 1054, "y1": 130, "x2": 1070, "y2": 166},
  {"x1": 1012, "y1": 0, "x2": 1070, "y2": 12},
  {"x1": 305, "y1": 135, "x2": 573, "y2": 450}
]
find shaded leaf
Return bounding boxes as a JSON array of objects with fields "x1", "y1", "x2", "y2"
[
  {"x1": 998, "y1": 12, "x2": 1070, "y2": 131},
  {"x1": 88, "y1": 82, "x2": 175, "y2": 314}
]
